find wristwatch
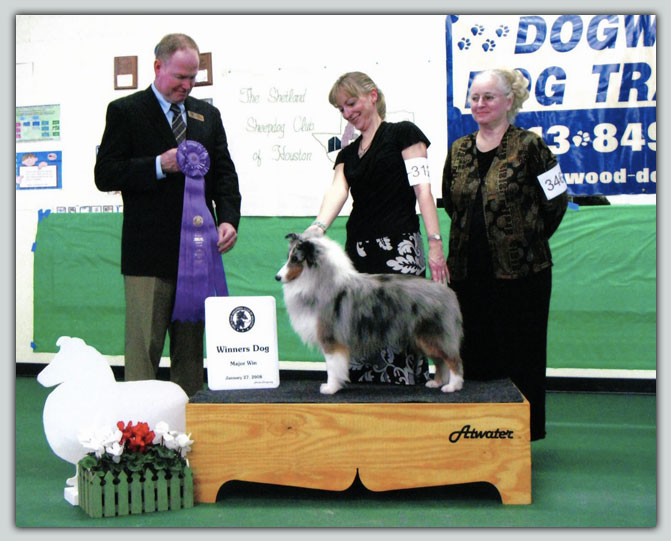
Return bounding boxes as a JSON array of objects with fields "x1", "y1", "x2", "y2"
[{"x1": 427, "y1": 234, "x2": 442, "y2": 241}]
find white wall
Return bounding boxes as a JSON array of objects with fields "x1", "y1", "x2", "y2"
[{"x1": 15, "y1": 14, "x2": 450, "y2": 364}]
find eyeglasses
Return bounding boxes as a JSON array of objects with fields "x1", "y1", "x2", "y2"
[{"x1": 469, "y1": 93, "x2": 504, "y2": 104}]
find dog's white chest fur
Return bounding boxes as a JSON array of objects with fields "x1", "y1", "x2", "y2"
[{"x1": 283, "y1": 284, "x2": 320, "y2": 346}]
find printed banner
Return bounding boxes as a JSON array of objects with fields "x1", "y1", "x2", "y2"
[{"x1": 445, "y1": 15, "x2": 656, "y2": 195}]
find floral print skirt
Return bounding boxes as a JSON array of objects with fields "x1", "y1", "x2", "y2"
[{"x1": 345, "y1": 231, "x2": 431, "y2": 385}]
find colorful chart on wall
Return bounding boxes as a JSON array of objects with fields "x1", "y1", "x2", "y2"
[{"x1": 16, "y1": 104, "x2": 61, "y2": 142}]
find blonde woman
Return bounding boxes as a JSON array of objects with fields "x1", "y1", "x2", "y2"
[
  {"x1": 307, "y1": 71, "x2": 447, "y2": 385},
  {"x1": 442, "y1": 68, "x2": 568, "y2": 440}
]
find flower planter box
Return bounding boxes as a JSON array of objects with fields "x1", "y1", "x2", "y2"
[{"x1": 77, "y1": 465, "x2": 194, "y2": 518}]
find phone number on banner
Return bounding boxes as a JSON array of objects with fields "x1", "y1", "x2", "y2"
[
  {"x1": 527, "y1": 121, "x2": 656, "y2": 155},
  {"x1": 516, "y1": 107, "x2": 656, "y2": 195}
]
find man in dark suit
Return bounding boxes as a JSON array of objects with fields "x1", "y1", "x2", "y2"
[{"x1": 94, "y1": 33, "x2": 241, "y2": 396}]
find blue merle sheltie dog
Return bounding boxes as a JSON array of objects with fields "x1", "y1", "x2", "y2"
[{"x1": 275, "y1": 233, "x2": 464, "y2": 395}]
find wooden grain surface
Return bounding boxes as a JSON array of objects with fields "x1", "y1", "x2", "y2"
[{"x1": 186, "y1": 401, "x2": 531, "y2": 504}]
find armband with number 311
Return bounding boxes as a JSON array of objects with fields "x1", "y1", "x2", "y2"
[{"x1": 405, "y1": 157, "x2": 431, "y2": 186}]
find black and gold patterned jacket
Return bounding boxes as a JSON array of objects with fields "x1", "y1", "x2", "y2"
[{"x1": 442, "y1": 124, "x2": 568, "y2": 280}]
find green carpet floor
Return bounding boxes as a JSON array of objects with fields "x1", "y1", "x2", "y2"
[{"x1": 15, "y1": 376, "x2": 656, "y2": 528}]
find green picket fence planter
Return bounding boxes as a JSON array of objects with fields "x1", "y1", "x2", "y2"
[{"x1": 77, "y1": 465, "x2": 194, "y2": 518}]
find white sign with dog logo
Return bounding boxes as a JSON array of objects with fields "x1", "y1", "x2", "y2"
[{"x1": 205, "y1": 296, "x2": 280, "y2": 390}]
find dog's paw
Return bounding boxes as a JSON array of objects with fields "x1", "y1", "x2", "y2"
[
  {"x1": 425, "y1": 379, "x2": 441, "y2": 389},
  {"x1": 320, "y1": 383, "x2": 341, "y2": 395},
  {"x1": 441, "y1": 379, "x2": 464, "y2": 393}
]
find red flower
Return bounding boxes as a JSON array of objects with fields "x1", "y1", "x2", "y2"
[
  {"x1": 117, "y1": 421, "x2": 132, "y2": 444},
  {"x1": 116, "y1": 421, "x2": 155, "y2": 454}
]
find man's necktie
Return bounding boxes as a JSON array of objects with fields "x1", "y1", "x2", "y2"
[{"x1": 170, "y1": 104, "x2": 186, "y2": 143}]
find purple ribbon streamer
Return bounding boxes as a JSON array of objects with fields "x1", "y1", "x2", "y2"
[{"x1": 171, "y1": 140, "x2": 228, "y2": 323}]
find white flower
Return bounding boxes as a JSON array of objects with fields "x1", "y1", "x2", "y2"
[
  {"x1": 79, "y1": 426, "x2": 122, "y2": 459},
  {"x1": 152, "y1": 421, "x2": 171, "y2": 445},
  {"x1": 161, "y1": 431, "x2": 179, "y2": 451},
  {"x1": 105, "y1": 441, "x2": 124, "y2": 463},
  {"x1": 154, "y1": 422, "x2": 194, "y2": 457},
  {"x1": 79, "y1": 433, "x2": 105, "y2": 458},
  {"x1": 175, "y1": 433, "x2": 194, "y2": 458},
  {"x1": 103, "y1": 428, "x2": 123, "y2": 448}
]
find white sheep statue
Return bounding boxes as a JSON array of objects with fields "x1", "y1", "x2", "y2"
[{"x1": 37, "y1": 336, "x2": 189, "y2": 503}]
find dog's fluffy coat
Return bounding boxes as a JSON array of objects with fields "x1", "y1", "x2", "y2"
[{"x1": 275, "y1": 233, "x2": 464, "y2": 394}]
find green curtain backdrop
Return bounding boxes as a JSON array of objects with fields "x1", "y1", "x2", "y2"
[{"x1": 32, "y1": 206, "x2": 656, "y2": 372}]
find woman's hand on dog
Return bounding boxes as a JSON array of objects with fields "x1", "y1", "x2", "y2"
[{"x1": 304, "y1": 225, "x2": 326, "y2": 237}]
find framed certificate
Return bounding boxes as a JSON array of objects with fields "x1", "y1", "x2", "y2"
[
  {"x1": 114, "y1": 56, "x2": 138, "y2": 90},
  {"x1": 195, "y1": 52, "x2": 213, "y2": 87}
]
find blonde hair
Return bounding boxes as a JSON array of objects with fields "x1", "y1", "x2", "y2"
[
  {"x1": 328, "y1": 71, "x2": 386, "y2": 120},
  {"x1": 474, "y1": 68, "x2": 530, "y2": 123}
]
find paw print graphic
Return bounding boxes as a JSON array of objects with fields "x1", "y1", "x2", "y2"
[
  {"x1": 470, "y1": 24, "x2": 485, "y2": 36},
  {"x1": 572, "y1": 131, "x2": 591, "y2": 147},
  {"x1": 482, "y1": 38, "x2": 496, "y2": 52},
  {"x1": 495, "y1": 25, "x2": 510, "y2": 38},
  {"x1": 458, "y1": 37, "x2": 472, "y2": 50}
]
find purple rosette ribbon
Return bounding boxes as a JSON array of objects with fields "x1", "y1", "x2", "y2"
[{"x1": 171, "y1": 140, "x2": 228, "y2": 323}]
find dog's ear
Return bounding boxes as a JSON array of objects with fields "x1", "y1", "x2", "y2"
[
  {"x1": 284, "y1": 233, "x2": 318, "y2": 267},
  {"x1": 301, "y1": 239, "x2": 318, "y2": 268}
]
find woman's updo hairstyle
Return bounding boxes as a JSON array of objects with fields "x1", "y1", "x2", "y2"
[{"x1": 475, "y1": 68, "x2": 530, "y2": 123}]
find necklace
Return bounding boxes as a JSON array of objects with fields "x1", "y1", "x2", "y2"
[
  {"x1": 357, "y1": 118, "x2": 382, "y2": 158},
  {"x1": 358, "y1": 140, "x2": 372, "y2": 158}
]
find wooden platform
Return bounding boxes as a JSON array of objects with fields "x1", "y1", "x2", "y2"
[{"x1": 186, "y1": 378, "x2": 531, "y2": 504}]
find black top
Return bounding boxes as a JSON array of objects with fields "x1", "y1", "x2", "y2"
[
  {"x1": 335, "y1": 121, "x2": 430, "y2": 241},
  {"x1": 467, "y1": 147, "x2": 498, "y2": 278}
]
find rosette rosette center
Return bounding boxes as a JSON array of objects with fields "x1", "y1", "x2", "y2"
[{"x1": 177, "y1": 140, "x2": 210, "y2": 178}]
